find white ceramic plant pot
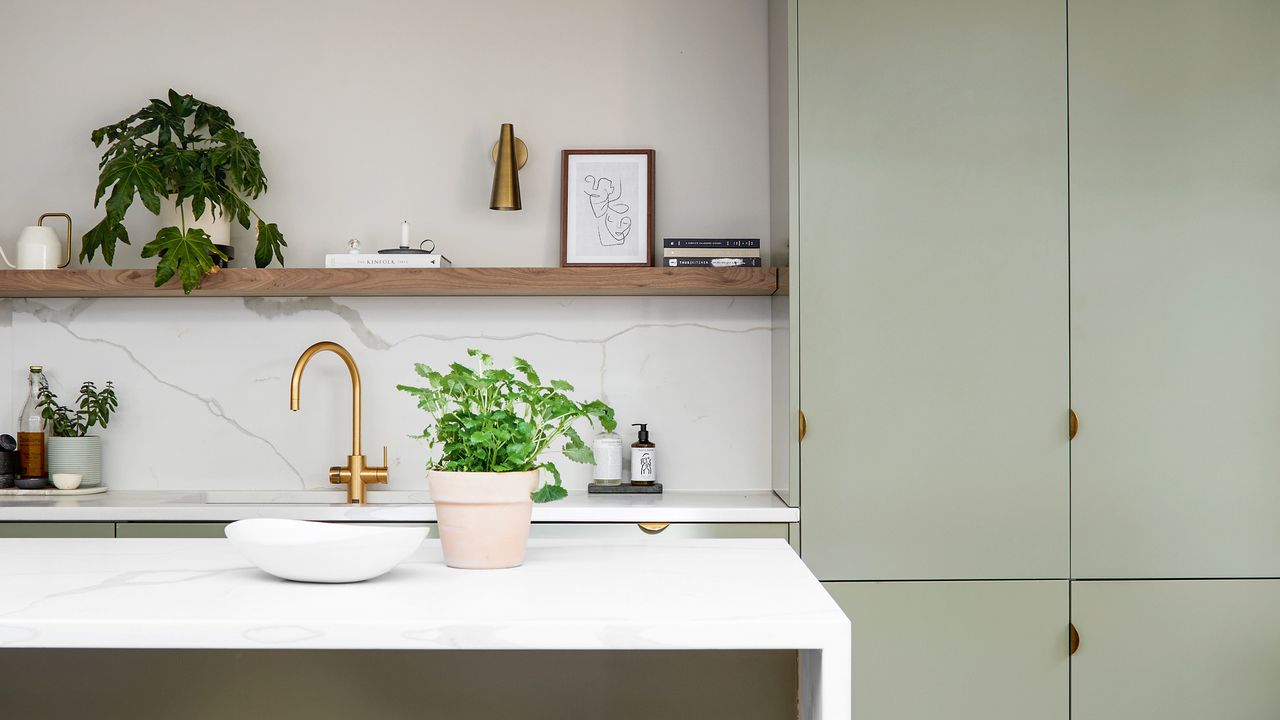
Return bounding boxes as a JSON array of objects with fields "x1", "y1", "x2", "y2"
[
  {"x1": 47, "y1": 436, "x2": 102, "y2": 488},
  {"x1": 429, "y1": 469, "x2": 540, "y2": 569},
  {"x1": 158, "y1": 195, "x2": 231, "y2": 246}
]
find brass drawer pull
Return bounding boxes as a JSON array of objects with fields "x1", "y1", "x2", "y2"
[
  {"x1": 1069, "y1": 623, "x2": 1080, "y2": 656},
  {"x1": 637, "y1": 523, "x2": 670, "y2": 535},
  {"x1": 1069, "y1": 409, "x2": 1079, "y2": 440},
  {"x1": 799, "y1": 409, "x2": 808, "y2": 442}
]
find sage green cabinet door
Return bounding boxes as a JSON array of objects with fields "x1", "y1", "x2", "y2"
[
  {"x1": 1073, "y1": 580, "x2": 1280, "y2": 719},
  {"x1": 115, "y1": 523, "x2": 230, "y2": 538},
  {"x1": 0, "y1": 523, "x2": 114, "y2": 538},
  {"x1": 826, "y1": 581, "x2": 1068, "y2": 720},
  {"x1": 1070, "y1": 0, "x2": 1280, "y2": 578},
  {"x1": 528, "y1": 523, "x2": 788, "y2": 541},
  {"x1": 798, "y1": 0, "x2": 1069, "y2": 580}
]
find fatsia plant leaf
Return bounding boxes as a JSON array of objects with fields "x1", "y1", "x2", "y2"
[
  {"x1": 211, "y1": 128, "x2": 266, "y2": 196},
  {"x1": 192, "y1": 101, "x2": 234, "y2": 135},
  {"x1": 97, "y1": 153, "x2": 165, "y2": 216},
  {"x1": 219, "y1": 191, "x2": 254, "y2": 229},
  {"x1": 255, "y1": 220, "x2": 286, "y2": 268},
  {"x1": 80, "y1": 215, "x2": 130, "y2": 264},
  {"x1": 177, "y1": 172, "x2": 223, "y2": 222},
  {"x1": 141, "y1": 226, "x2": 225, "y2": 295}
]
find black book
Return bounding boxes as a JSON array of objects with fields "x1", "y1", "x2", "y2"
[
  {"x1": 663, "y1": 238, "x2": 761, "y2": 249},
  {"x1": 664, "y1": 257, "x2": 763, "y2": 267}
]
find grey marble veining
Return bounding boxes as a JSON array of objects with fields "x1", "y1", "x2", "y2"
[{"x1": 6, "y1": 296, "x2": 773, "y2": 493}]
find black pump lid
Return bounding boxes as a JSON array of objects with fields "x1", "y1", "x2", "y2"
[{"x1": 632, "y1": 423, "x2": 650, "y2": 443}]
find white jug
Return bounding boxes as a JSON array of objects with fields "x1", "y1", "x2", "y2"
[{"x1": 0, "y1": 213, "x2": 72, "y2": 269}]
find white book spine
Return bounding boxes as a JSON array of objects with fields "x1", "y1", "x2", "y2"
[{"x1": 324, "y1": 254, "x2": 448, "y2": 268}]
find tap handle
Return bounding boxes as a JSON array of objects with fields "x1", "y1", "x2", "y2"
[{"x1": 382, "y1": 445, "x2": 389, "y2": 469}]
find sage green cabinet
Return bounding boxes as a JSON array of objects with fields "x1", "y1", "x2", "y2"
[
  {"x1": 528, "y1": 523, "x2": 788, "y2": 541},
  {"x1": 0, "y1": 522, "x2": 785, "y2": 541},
  {"x1": 797, "y1": 0, "x2": 1069, "y2": 581},
  {"x1": 114, "y1": 523, "x2": 230, "y2": 538},
  {"x1": 1069, "y1": 0, "x2": 1280, "y2": 579},
  {"x1": 0, "y1": 523, "x2": 113, "y2": 538},
  {"x1": 826, "y1": 580, "x2": 1068, "y2": 720},
  {"x1": 1072, "y1": 580, "x2": 1280, "y2": 719}
]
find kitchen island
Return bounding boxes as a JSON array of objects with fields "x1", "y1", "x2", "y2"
[{"x1": 0, "y1": 537, "x2": 848, "y2": 719}]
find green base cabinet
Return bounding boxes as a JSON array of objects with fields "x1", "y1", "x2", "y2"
[
  {"x1": 827, "y1": 580, "x2": 1068, "y2": 720},
  {"x1": 0, "y1": 523, "x2": 114, "y2": 538},
  {"x1": 1072, "y1": 580, "x2": 1280, "y2": 720}
]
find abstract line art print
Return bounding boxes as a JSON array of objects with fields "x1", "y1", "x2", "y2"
[
  {"x1": 561, "y1": 149, "x2": 655, "y2": 266},
  {"x1": 583, "y1": 174, "x2": 632, "y2": 246}
]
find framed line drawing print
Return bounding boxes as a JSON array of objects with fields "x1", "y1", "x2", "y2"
[{"x1": 561, "y1": 149, "x2": 655, "y2": 267}]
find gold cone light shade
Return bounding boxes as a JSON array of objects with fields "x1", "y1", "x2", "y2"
[{"x1": 490, "y1": 123, "x2": 522, "y2": 211}]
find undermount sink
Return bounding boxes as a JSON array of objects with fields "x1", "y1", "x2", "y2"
[{"x1": 204, "y1": 489, "x2": 431, "y2": 505}]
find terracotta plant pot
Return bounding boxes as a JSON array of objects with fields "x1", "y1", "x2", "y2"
[{"x1": 429, "y1": 469, "x2": 539, "y2": 569}]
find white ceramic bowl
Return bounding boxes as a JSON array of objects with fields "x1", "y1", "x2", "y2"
[
  {"x1": 50, "y1": 473, "x2": 83, "y2": 490},
  {"x1": 225, "y1": 519, "x2": 426, "y2": 583}
]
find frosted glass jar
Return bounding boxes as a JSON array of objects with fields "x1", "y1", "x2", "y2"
[{"x1": 591, "y1": 432, "x2": 623, "y2": 484}]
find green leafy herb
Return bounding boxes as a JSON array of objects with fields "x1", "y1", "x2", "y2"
[
  {"x1": 85, "y1": 89, "x2": 287, "y2": 294},
  {"x1": 397, "y1": 350, "x2": 616, "y2": 503},
  {"x1": 37, "y1": 380, "x2": 119, "y2": 438}
]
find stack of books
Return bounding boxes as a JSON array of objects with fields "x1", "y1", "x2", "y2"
[
  {"x1": 662, "y1": 238, "x2": 762, "y2": 267},
  {"x1": 324, "y1": 253, "x2": 451, "y2": 268}
]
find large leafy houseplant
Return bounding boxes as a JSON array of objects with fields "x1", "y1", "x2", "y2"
[
  {"x1": 84, "y1": 89, "x2": 286, "y2": 294},
  {"x1": 397, "y1": 350, "x2": 616, "y2": 502}
]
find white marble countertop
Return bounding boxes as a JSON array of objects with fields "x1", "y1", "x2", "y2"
[
  {"x1": 0, "y1": 537, "x2": 848, "y2": 718},
  {"x1": 0, "y1": 538, "x2": 845, "y2": 651},
  {"x1": 0, "y1": 490, "x2": 798, "y2": 524}
]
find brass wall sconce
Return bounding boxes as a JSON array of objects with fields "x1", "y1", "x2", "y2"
[{"x1": 490, "y1": 123, "x2": 527, "y2": 211}]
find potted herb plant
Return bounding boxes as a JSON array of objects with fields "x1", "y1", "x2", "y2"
[
  {"x1": 398, "y1": 350, "x2": 615, "y2": 569},
  {"x1": 38, "y1": 380, "x2": 119, "y2": 488},
  {"x1": 83, "y1": 89, "x2": 287, "y2": 294}
]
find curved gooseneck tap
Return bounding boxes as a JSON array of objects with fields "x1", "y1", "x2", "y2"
[
  {"x1": 289, "y1": 341, "x2": 387, "y2": 503},
  {"x1": 291, "y1": 341, "x2": 362, "y2": 456}
]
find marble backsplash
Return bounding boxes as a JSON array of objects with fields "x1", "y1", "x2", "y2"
[{"x1": 0, "y1": 296, "x2": 771, "y2": 493}]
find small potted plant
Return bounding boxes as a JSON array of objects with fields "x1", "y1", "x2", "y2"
[
  {"x1": 82, "y1": 89, "x2": 287, "y2": 294},
  {"x1": 38, "y1": 380, "x2": 119, "y2": 488},
  {"x1": 398, "y1": 350, "x2": 615, "y2": 569}
]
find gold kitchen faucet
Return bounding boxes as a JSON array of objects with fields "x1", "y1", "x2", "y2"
[{"x1": 289, "y1": 341, "x2": 388, "y2": 504}]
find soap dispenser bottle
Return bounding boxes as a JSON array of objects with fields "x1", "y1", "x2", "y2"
[{"x1": 630, "y1": 423, "x2": 656, "y2": 486}]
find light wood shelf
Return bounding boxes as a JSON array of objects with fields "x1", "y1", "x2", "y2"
[{"x1": 0, "y1": 266, "x2": 784, "y2": 298}]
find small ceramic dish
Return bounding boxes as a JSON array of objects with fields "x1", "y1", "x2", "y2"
[
  {"x1": 51, "y1": 473, "x2": 83, "y2": 490},
  {"x1": 15, "y1": 476, "x2": 48, "y2": 490},
  {"x1": 225, "y1": 518, "x2": 426, "y2": 583}
]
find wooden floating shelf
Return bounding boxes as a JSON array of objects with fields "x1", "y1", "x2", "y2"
[{"x1": 0, "y1": 266, "x2": 784, "y2": 298}]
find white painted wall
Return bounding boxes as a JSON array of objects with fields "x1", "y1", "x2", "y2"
[
  {"x1": 0, "y1": 0, "x2": 774, "y2": 492},
  {"x1": 0, "y1": 0, "x2": 771, "y2": 267}
]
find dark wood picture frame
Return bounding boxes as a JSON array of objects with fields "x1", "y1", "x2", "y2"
[{"x1": 561, "y1": 149, "x2": 656, "y2": 267}]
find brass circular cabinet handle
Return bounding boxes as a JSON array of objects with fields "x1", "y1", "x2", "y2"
[
  {"x1": 637, "y1": 523, "x2": 670, "y2": 535},
  {"x1": 798, "y1": 409, "x2": 808, "y2": 442},
  {"x1": 1069, "y1": 409, "x2": 1079, "y2": 440},
  {"x1": 1069, "y1": 623, "x2": 1080, "y2": 656}
]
